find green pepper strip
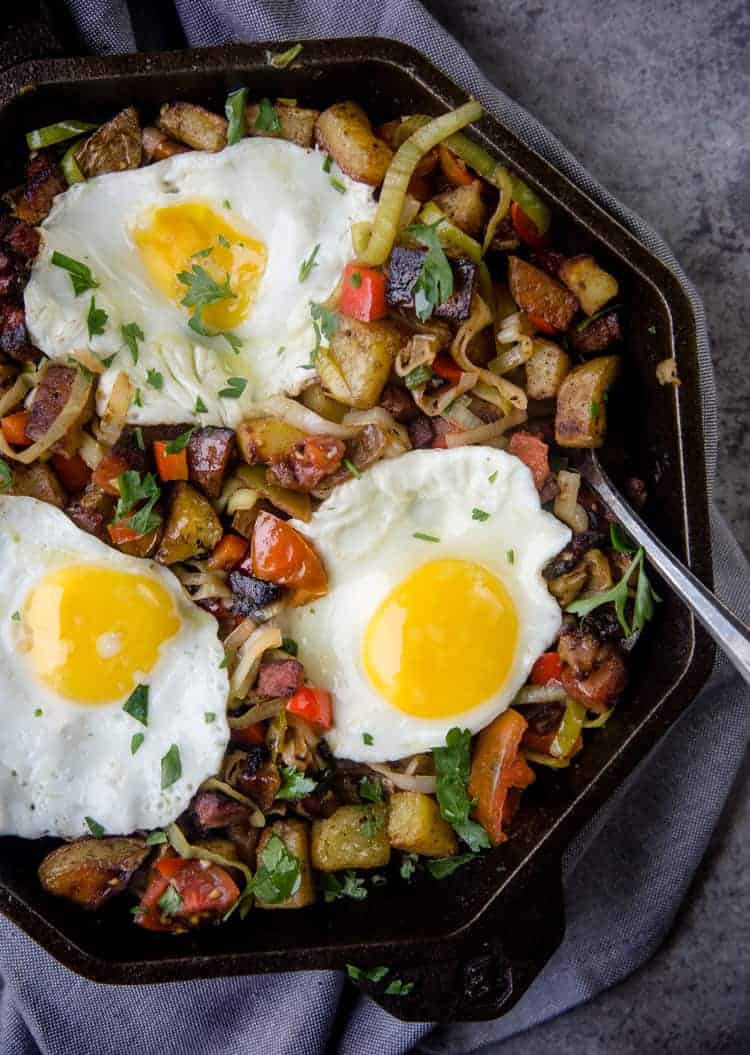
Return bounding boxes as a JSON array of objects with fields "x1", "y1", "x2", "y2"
[
  {"x1": 26, "y1": 119, "x2": 98, "y2": 151},
  {"x1": 61, "y1": 141, "x2": 85, "y2": 186},
  {"x1": 549, "y1": 699, "x2": 586, "y2": 758}
]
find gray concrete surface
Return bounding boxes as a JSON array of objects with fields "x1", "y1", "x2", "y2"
[{"x1": 420, "y1": 0, "x2": 749, "y2": 1051}]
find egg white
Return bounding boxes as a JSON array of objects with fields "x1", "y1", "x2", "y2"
[
  {"x1": 281, "y1": 447, "x2": 571, "y2": 762},
  {"x1": 0, "y1": 496, "x2": 229, "y2": 839},
  {"x1": 23, "y1": 138, "x2": 375, "y2": 427}
]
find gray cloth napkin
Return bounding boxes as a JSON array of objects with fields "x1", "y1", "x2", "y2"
[{"x1": 1, "y1": 3, "x2": 748, "y2": 1053}]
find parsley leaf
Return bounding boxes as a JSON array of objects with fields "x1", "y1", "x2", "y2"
[
  {"x1": 330, "y1": 177, "x2": 346, "y2": 194},
  {"x1": 177, "y1": 264, "x2": 235, "y2": 311},
  {"x1": 425, "y1": 853, "x2": 476, "y2": 879},
  {"x1": 146, "y1": 368, "x2": 163, "y2": 390},
  {"x1": 123, "y1": 683, "x2": 149, "y2": 726},
  {"x1": 404, "y1": 364, "x2": 432, "y2": 389},
  {"x1": 360, "y1": 808, "x2": 385, "y2": 840},
  {"x1": 268, "y1": 43, "x2": 303, "y2": 69},
  {"x1": 157, "y1": 883, "x2": 183, "y2": 916},
  {"x1": 322, "y1": 870, "x2": 368, "y2": 903},
  {"x1": 298, "y1": 243, "x2": 320, "y2": 283},
  {"x1": 349, "y1": 270, "x2": 362, "y2": 289},
  {"x1": 322, "y1": 154, "x2": 333, "y2": 173},
  {"x1": 488, "y1": 470, "x2": 498, "y2": 483},
  {"x1": 471, "y1": 507, "x2": 490, "y2": 522},
  {"x1": 86, "y1": 296, "x2": 108, "y2": 339},
  {"x1": 346, "y1": 964, "x2": 389, "y2": 984},
  {"x1": 133, "y1": 388, "x2": 143, "y2": 407},
  {"x1": 204, "y1": 711, "x2": 216, "y2": 723},
  {"x1": 282, "y1": 637, "x2": 298, "y2": 656},
  {"x1": 218, "y1": 376, "x2": 247, "y2": 400},
  {"x1": 359, "y1": 776, "x2": 383, "y2": 803},
  {"x1": 310, "y1": 302, "x2": 339, "y2": 352},
  {"x1": 165, "y1": 427, "x2": 196, "y2": 455},
  {"x1": 344, "y1": 458, "x2": 362, "y2": 479},
  {"x1": 406, "y1": 221, "x2": 454, "y2": 322},
  {"x1": 160, "y1": 744, "x2": 182, "y2": 789},
  {"x1": 276, "y1": 766, "x2": 318, "y2": 800},
  {"x1": 567, "y1": 548, "x2": 660, "y2": 636},
  {"x1": 254, "y1": 97, "x2": 281, "y2": 133},
  {"x1": 51, "y1": 251, "x2": 99, "y2": 295},
  {"x1": 0, "y1": 458, "x2": 12, "y2": 493},
  {"x1": 362, "y1": 731, "x2": 374, "y2": 746},
  {"x1": 610, "y1": 522, "x2": 636, "y2": 552},
  {"x1": 506, "y1": 549, "x2": 515, "y2": 564},
  {"x1": 85, "y1": 816, "x2": 105, "y2": 838},
  {"x1": 145, "y1": 830, "x2": 168, "y2": 845},
  {"x1": 131, "y1": 733, "x2": 145, "y2": 755},
  {"x1": 385, "y1": 978, "x2": 415, "y2": 996},
  {"x1": 11, "y1": 611, "x2": 20, "y2": 621},
  {"x1": 114, "y1": 471, "x2": 161, "y2": 536},
  {"x1": 251, "y1": 833, "x2": 301, "y2": 903},
  {"x1": 400, "y1": 852, "x2": 419, "y2": 880},
  {"x1": 590, "y1": 399, "x2": 600, "y2": 420},
  {"x1": 195, "y1": 395, "x2": 208, "y2": 414},
  {"x1": 433, "y1": 728, "x2": 491, "y2": 852},
  {"x1": 225, "y1": 86, "x2": 248, "y2": 145}
]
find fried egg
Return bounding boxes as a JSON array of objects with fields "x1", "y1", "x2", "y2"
[
  {"x1": 281, "y1": 447, "x2": 570, "y2": 762},
  {"x1": 24, "y1": 138, "x2": 375, "y2": 426},
  {"x1": 0, "y1": 497, "x2": 228, "y2": 839}
]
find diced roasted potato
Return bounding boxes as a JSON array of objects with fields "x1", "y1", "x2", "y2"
[
  {"x1": 558, "y1": 255, "x2": 619, "y2": 317},
  {"x1": 232, "y1": 464, "x2": 312, "y2": 522},
  {"x1": 508, "y1": 256, "x2": 579, "y2": 332},
  {"x1": 255, "y1": 819, "x2": 316, "y2": 909},
  {"x1": 12, "y1": 462, "x2": 66, "y2": 508},
  {"x1": 583, "y1": 548, "x2": 613, "y2": 591},
  {"x1": 299, "y1": 383, "x2": 348, "y2": 423},
  {"x1": 74, "y1": 107, "x2": 142, "y2": 178},
  {"x1": 524, "y1": 339, "x2": 571, "y2": 400},
  {"x1": 317, "y1": 316, "x2": 402, "y2": 410},
  {"x1": 387, "y1": 792, "x2": 458, "y2": 857},
  {"x1": 555, "y1": 356, "x2": 620, "y2": 448},
  {"x1": 155, "y1": 481, "x2": 223, "y2": 564},
  {"x1": 547, "y1": 562, "x2": 588, "y2": 606},
  {"x1": 157, "y1": 102, "x2": 228, "y2": 152},
  {"x1": 315, "y1": 102, "x2": 393, "y2": 186},
  {"x1": 432, "y1": 182, "x2": 487, "y2": 238},
  {"x1": 142, "y1": 125, "x2": 190, "y2": 163},
  {"x1": 311, "y1": 804, "x2": 391, "y2": 871},
  {"x1": 236, "y1": 417, "x2": 306, "y2": 464},
  {"x1": 246, "y1": 102, "x2": 319, "y2": 148},
  {"x1": 38, "y1": 836, "x2": 148, "y2": 910}
]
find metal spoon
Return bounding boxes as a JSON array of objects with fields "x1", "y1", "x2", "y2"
[{"x1": 576, "y1": 450, "x2": 750, "y2": 685}]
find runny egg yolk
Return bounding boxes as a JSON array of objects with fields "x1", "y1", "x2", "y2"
[
  {"x1": 134, "y1": 202, "x2": 266, "y2": 330},
  {"x1": 362, "y1": 559, "x2": 518, "y2": 719},
  {"x1": 22, "y1": 566, "x2": 180, "y2": 705}
]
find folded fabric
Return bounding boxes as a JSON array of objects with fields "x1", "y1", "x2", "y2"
[{"x1": 1, "y1": 3, "x2": 748, "y2": 1054}]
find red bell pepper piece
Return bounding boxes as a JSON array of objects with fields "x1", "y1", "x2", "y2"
[
  {"x1": 230, "y1": 722, "x2": 266, "y2": 746},
  {"x1": 107, "y1": 521, "x2": 143, "y2": 545},
  {"x1": 438, "y1": 144, "x2": 474, "y2": 186},
  {"x1": 525, "y1": 312, "x2": 559, "y2": 336},
  {"x1": 286, "y1": 686, "x2": 333, "y2": 732},
  {"x1": 508, "y1": 431, "x2": 551, "y2": 491},
  {"x1": 52, "y1": 452, "x2": 91, "y2": 493},
  {"x1": 153, "y1": 440, "x2": 189, "y2": 482},
  {"x1": 468, "y1": 709, "x2": 530, "y2": 845},
  {"x1": 208, "y1": 533, "x2": 249, "y2": 571},
  {"x1": 1, "y1": 410, "x2": 30, "y2": 447},
  {"x1": 251, "y1": 511, "x2": 328, "y2": 605},
  {"x1": 530, "y1": 651, "x2": 563, "y2": 686},
  {"x1": 92, "y1": 452, "x2": 131, "y2": 496},
  {"x1": 339, "y1": 263, "x2": 387, "y2": 322},
  {"x1": 510, "y1": 201, "x2": 550, "y2": 251},
  {"x1": 431, "y1": 353, "x2": 463, "y2": 382}
]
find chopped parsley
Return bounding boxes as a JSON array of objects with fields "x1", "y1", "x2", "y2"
[
  {"x1": 122, "y1": 323, "x2": 145, "y2": 364},
  {"x1": 610, "y1": 522, "x2": 636, "y2": 552},
  {"x1": 223, "y1": 199, "x2": 232, "y2": 210},
  {"x1": 165, "y1": 427, "x2": 196, "y2": 454},
  {"x1": 160, "y1": 744, "x2": 182, "y2": 790},
  {"x1": 310, "y1": 302, "x2": 339, "y2": 353},
  {"x1": 135, "y1": 426, "x2": 145, "y2": 451},
  {"x1": 346, "y1": 964, "x2": 389, "y2": 984},
  {"x1": 11, "y1": 610, "x2": 20, "y2": 621},
  {"x1": 433, "y1": 728, "x2": 491, "y2": 852},
  {"x1": 86, "y1": 296, "x2": 108, "y2": 339},
  {"x1": 322, "y1": 154, "x2": 333, "y2": 173},
  {"x1": 322, "y1": 870, "x2": 367, "y2": 903},
  {"x1": 204, "y1": 711, "x2": 216, "y2": 723},
  {"x1": 590, "y1": 399, "x2": 600, "y2": 420},
  {"x1": 425, "y1": 853, "x2": 476, "y2": 879},
  {"x1": 99, "y1": 353, "x2": 116, "y2": 368},
  {"x1": 254, "y1": 97, "x2": 281, "y2": 133},
  {"x1": 84, "y1": 816, "x2": 105, "y2": 838},
  {"x1": 268, "y1": 43, "x2": 303, "y2": 69},
  {"x1": 413, "y1": 532, "x2": 440, "y2": 543},
  {"x1": 33, "y1": 708, "x2": 43, "y2": 717},
  {"x1": 0, "y1": 458, "x2": 12, "y2": 493},
  {"x1": 219, "y1": 654, "x2": 229, "y2": 669},
  {"x1": 145, "y1": 830, "x2": 168, "y2": 845},
  {"x1": 123, "y1": 683, "x2": 149, "y2": 726},
  {"x1": 225, "y1": 86, "x2": 248, "y2": 145},
  {"x1": 218, "y1": 376, "x2": 247, "y2": 400},
  {"x1": 146, "y1": 369, "x2": 163, "y2": 390},
  {"x1": 51, "y1": 251, "x2": 99, "y2": 295},
  {"x1": 567, "y1": 547, "x2": 660, "y2": 637},
  {"x1": 344, "y1": 458, "x2": 361, "y2": 479},
  {"x1": 192, "y1": 246, "x2": 213, "y2": 259},
  {"x1": 177, "y1": 263, "x2": 235, "y2": 334},
  {"x1": 130, "y1": 733, "x2": 145, "y2": 755},
  {"x1": 251, "y1": 833, "x2": 301, "y2": 903},
  {"x1": 133, "y1": 388, "x2": 143, "y2": 408},
  {"x1": 157, "y1": 883, "x2": 183, "y2": 917},
  {"x1": 349, "y1": 270, "x2": 362, "y2": 289},
  {"x1": 281, "y1": 637, "x2": 298, "y2": 656},
  {"x1": 298, "y1": 243, "x2": 320, "y2": 283},
  {"x1": 114, "y1": 471, "x2": 161, "y2": 536},
  {"x1": 362, "y1": 732, "x2": 374, "y2": 746},
  {"x1": 330, "y1": 177, "x2": 346, "y2": 194},
  {"x1": 385, "y1": 978, "x2": 415, "y2": 997},
  {"x1": 276, "y1": 766, "x2": 318, "y2": 800},
  {"x1": 404, "y1": 364, "x2": 432, "y2": 389},
  {"x1": 471, "y1": 507, "x2": 490, "y2": 522},
  {"x1": 400, "y1": 853, "x2": 419, "y2": 880},
  {"x1": 405, "y1": 220, "x2": 454, "y2": 321},
  {"x1": 360, "y1": 810, "x2": 384, "y2": 840},
  {"x1": 488, "y1": 470, "x2": 498, "y2": 483},
  {"x1": 194, "y1": 395, "x2": 208, "y2": 414},
  {"x1": 506, "y1": 549, "x2": 515, "y2": 564},
  {"x1": 359, "y1": 776, "x2": 384, "y2": 803}
]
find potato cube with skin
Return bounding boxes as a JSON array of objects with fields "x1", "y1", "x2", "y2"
[
  {"x1": 236, "y1": 417, "x2": 307, "y2": 464},
  {"x1": 558, "y1": 256, "x2": 619, "y2": 317},
  {"x1": 255, "y1": 819, "x2": 316, "y2": 909},
  {"x1": 38, "y1": 836, "x2": 148, "y2": 910},
  {"x1": 311, "y1": 804, "x2": 391, "y2": 871},
  {"x1": 433, "y1": 182, "x2": 487, "y2": 237},
  {"x1": 317, "y1": 316, "x2": 402, "y2": 410},
  {"x1": 525, "y1": 339, "x2": 571, "y2": 400},
  {"x1": 387, "y1": 792, "x2": 458, "y2": 858},
  {"x1": 507, "y1": 257, "x2": 579, "y2": 332},
  {"x1": 155, "y1": 480, "x2": 223, "y2": 564},
  {"x1": 315, "y1": 102, "x2": 393, "y2": 186},
  {"x1": 246, "y1": 103, "x2": 319, "y2": 149},
  {"x1": 74, "y1": 107, "x2": 142, "y2": 178},
  {"x1": 554, "y1": 356, "x2": 620, "y2": 448},
  {"x1": 157, "y1": 102, "x2": 227, "y2": 152}
]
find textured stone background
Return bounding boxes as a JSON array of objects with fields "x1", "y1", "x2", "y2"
[{"x1": 421, "y1": 0, "x2": 749, "y2": 1050}]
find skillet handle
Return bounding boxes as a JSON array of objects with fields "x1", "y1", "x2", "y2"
[
  {"x1": 370, "y1": 858, "x2": 565, "y2": 1024},
  {"x1": 0, "y1": 4, "x2": 75, "y2": 75}
]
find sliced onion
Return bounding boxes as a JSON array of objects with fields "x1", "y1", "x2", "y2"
[
  {"x1": 341, "y1": 407, "x2": 410, "y2": 455},
  {"x1": 514, "y1": 683, "x2": 568, "y2": 705},
  {"x1": 490, "y1": 336, "x2": 535, "y2": 375},
  {"x1": 360, "y1": 100, "x2": 484, "y2": 266},
  {"x1": 394, "y1": 333, "x2": 439, "y2": 377},
  {"x1": 496, "y1": 311, "x2": 535, "y2": 347},
  {"x1": 554, "y1": 470, "x2": 589, "y2": 533},
  {"x1": 482, "y1": 164, "x2": 514, "y2": 253},
  {"x1": 78, "y1": 431, "x2": 104, "y2": 469},
  {"x1": 96, "y1": 371, "x2": 131, "y2": 446},
  {"x1": 167, "y1": 823, "x2": 258, "y2": 876},
  {"x1": 445, "y1": 409, "x2": 526, "y2": 448},
  {"x1": 0, "y1": 372, "x2": 34, "y2": 418},
  {"x1": 199, "y1": 779, "x2": 266, "y2": 828},
  {"x1": 68, "y1": 348, "x2": 105, "y2": 375},
  {"x1": 584, "y1": 707, "x2": 615, "y2": 728},
  {"x1": 229, "y1": 696, "x2": 285, "y2": 727},
  {"x1": 444, "y1": 395, "x2": 483, "y2": 431},
  {"x1": 227, "y1": 487, "x2": 259, "y2": 515},
  {"x1": 0, "y1": 369, "x2": 90, "y2": 464},
  {"x1": 369, "y1": 763, "x2": 438, "y2": 794},
  {"x1": 223, "y1": 615, "x2": 259, "y2": 654},
  {"x1": 451, "y1": 295, "x2": 528, "y2": 412},
  {"x1": 413, "y1": 370, "x2": 478, "y2": 418},
  {"x1": 245, "y1": 396, "x2": 359, "y2": 439},
  {"x1": 230, "y1": 623, "x2": 282, "y2": 700}
]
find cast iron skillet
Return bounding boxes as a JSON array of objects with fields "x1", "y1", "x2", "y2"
[{"x1": 0, "y1": 22, "x2": 715, "y2": 1025}]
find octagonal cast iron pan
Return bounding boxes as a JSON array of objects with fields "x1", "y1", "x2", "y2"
[{"x1": 0, "y1": 14, "x2": 716, "y2": 1026}]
